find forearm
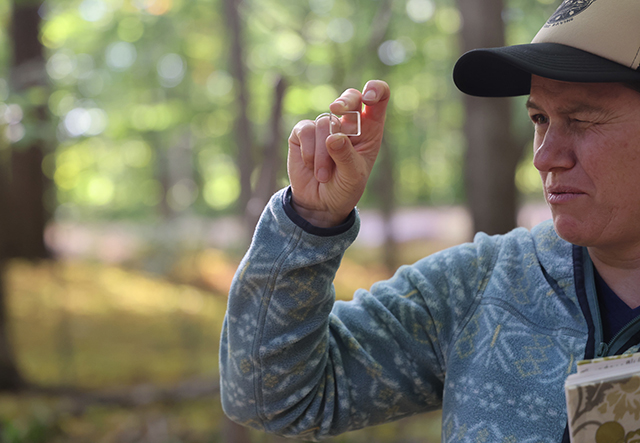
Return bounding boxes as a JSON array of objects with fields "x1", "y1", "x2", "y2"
[
  {"x1": 219, "y1": 188, "x2": 477, "y2": 439},
  {"x1": 219, "y1": 188, "x2": 360, "y2": 437}
]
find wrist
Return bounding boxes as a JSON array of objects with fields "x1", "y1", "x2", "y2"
[{"x1": 290, "y1": 199, "x2": 351, "y2": 228}]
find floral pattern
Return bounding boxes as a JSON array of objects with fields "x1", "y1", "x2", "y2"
[{"x1": 568, "y1": 375, "x2": 640, "y2": 442}]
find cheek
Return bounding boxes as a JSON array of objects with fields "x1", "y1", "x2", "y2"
[
  {"x1": 588, "y1": 139, "x2": 640, "y2": 191},
  {"x1": 622, "y1": 138, "x2": 640, "y2": 168}
]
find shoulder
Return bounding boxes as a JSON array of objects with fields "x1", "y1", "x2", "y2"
[
  {"x1": 474, "y1": 219, "x2": 570, "y2": 262},
  {"x1": 529, "y1": 219, "x2": 574, "y2": 282},
  {"x1": 463, "y1": 219, "x2": 573, "y2": 286}
]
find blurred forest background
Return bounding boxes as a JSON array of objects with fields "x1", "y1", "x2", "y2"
[{"x1": 0, "y1": 0, "x2": 558, "y2": 441}]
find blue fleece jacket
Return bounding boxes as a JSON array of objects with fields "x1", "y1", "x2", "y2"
[{"x1": 220, "y1": 188, "x2": 593, "y2": 442}]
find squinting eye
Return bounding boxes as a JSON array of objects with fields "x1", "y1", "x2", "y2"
[{"x1": 531, "y1": 114, "x2": 548, "y2": 125}]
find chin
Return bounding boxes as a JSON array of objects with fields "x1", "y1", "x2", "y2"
[{"x1": 551, "y1": 215, "x2": 592, "y2": 247}]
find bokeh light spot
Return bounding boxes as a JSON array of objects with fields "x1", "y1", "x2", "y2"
[
  {"x1": 284, "y1": 87, "x2": 311, "y2": 115},
  {"x1": 203, "y1": 160, "x2": 240, "y2": 210},
  {"x1": 309, "y1": 0, "x2": 333, "y2": 15},
  {"x1": 79, "y1": 0, "x2": 109, "y2": 22},
  {"x1": 122, "y1": 140, "x2": 152, "y2": 168},
  {"x1": 134, "y1": 0, "x2": 173, "y2": 15},
  {"x1": 85, "y1": 108, "x2": 108, "y2": 135},
  {"x1": 378, "y1": 40, "x2": 406, "y2": 66},
  {"x1": 64, "y1": 108, "x2": 91, "y2": 137},
  {"x1": 106, "y1": 42, "x2": 137, "y2": 71},
  {"x1": 326, "y1": 18, "x2": 354, "y2": 43},
  {"x1": 86, "y1": 176, "x2": 115, "y2": 206},
  {"x1": 275, "y1": 31, "x2": 306, "y2": 61},
  {"x1": 206, "y1": 71, "x2": 233, "y2": 99},
  {"x1": 393, "y1": 85, "x2": 420, "y2": 113},
  {"x1": 516, "y1": 156, "x2": 543, "y2": 195},
  {"x1": 47, "y1": 50, "x2": 76, "y2": 80},
  {"x1": 62, "y1": 107, "x2": 108, "y2": 137},
  {"x1": 406, "y1": 0, "x2": 435, "y2": 23},
  {"x1": 5, "y1": 124, "x2": 25, "y2": 143},
  {"x1": 4, "y1": 104, "x2": 23, "y2": 125},
  {"x1": 435, "y1": 7, "x2": 461, "y2": 34},
  {"x1": 117, "y1": 17, "x2": 144, "y2": 42},
  {"x1": 309, "y1": 84, "x2": 338, "y2": 112},
  {"x1": 167, "y1": 179, "x2": 198, "y2": 212},
  {"x1": 157, "y1": 53, "x2": 185, "y2": 88}
]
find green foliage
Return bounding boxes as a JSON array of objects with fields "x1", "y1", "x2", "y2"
[
  {"x1": 0, "y1": 416, "x2": 61, "y2": 443},
  {"x1": 0, "y1": 0, "x2": 557, "y2": 218},
  {"x1": 0, "y1": 0, "x2": 550, "y2": 218}
]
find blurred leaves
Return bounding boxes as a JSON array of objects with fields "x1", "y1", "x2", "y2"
[{"x1": 0, "y1": 0, "x2": 554, "y2": 222}]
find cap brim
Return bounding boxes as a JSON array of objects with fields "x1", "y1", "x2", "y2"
[{"x1": 453, "y1": 43, "x2": 640, "y2": 97}]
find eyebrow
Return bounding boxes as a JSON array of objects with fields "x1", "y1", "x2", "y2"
[
  {"x1": 525, "y1": 98, "x2": 540, "y2": 111},
  {"x1": 525, "y1": 97, "x2": 605, "y2": 115}
]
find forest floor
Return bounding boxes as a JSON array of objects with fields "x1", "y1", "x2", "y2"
[
  {"x1": 0, "y1": 203, "x2": 550, "y2": 442},
  {"x1": 1, "y1": 249, "x2": 444, "y2": 442}
]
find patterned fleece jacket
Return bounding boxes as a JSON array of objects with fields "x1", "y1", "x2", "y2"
[{"x1": 219, "y1": 188, "x2": 593, "y2": 442}]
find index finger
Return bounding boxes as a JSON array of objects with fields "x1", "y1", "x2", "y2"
[
  {"x1": 361, "y1": 80, "x2": 390, "y2": 123},
  {"x1": 328, "y1": 80, "x2": 390, "y2": 124}
]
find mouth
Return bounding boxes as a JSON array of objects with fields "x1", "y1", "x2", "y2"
[{"x1": 545, "y1": 187, "x2": 587, "y2": 204}]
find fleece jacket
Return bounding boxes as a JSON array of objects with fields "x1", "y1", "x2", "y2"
[{"x1": 219, "y1": 188, "x2": 640, "y2": 442}]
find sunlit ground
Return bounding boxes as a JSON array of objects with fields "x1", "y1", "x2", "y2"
[
  {"x1": 0, "y1": 202, "x2": 553, "y2": 441},
  {"x1": 1, "y1": 247, "x2": 443, "y2": 442}
]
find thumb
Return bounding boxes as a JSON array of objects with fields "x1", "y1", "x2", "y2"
[{"x1": 326, "y1": 134, "x2": 362, "y2": 176}]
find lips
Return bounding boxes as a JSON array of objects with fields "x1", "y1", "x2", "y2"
[{"x1": 545, "y1": 186, "x2": 587, "y2": 204}]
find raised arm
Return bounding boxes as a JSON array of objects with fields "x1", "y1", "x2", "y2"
[{"x1": 219, "y1": 81, "x2": 487, "y2": 440}]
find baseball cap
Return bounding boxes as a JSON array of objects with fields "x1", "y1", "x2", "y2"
[{"x1": 453, "y1": 0, "x2": 640, "y2": 97}]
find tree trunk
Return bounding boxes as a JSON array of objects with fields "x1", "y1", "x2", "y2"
[
  {"x1": 0, "y1": 263, "x2": 23, "y2": 391},
  {"x1": 0, "y1": 159, "x2": 24, "y2": 391},
  {"x1": 0, "y1": 0, "x2": 52, "y2": 392},
  {"x1": 8, "y1": 0, "x2": 51, "y2": 259},
  {"x1": 224, "y1": 0, "x2": 254, "y2": 216},
  {"x1": 245, "y1": 76, "x2": 287, "y2": 237},
  {"x1": 457, "y1": 0, "x2": 522, "y2": 235},
  {"x1": 374, "y1": 137, "x2": 397, "y2": 276},
  {"x1": 7, "y1": 145, "x2": 49, "y2": 258}
]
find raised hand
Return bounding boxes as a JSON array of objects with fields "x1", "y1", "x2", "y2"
[{"x1": 287, "y1": 80, "x2": 391, "y2": 228}]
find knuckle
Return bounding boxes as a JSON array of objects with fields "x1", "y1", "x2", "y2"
[
  {"x1": 294, "y1": 119, "x2": 314, "y2": 131},
  {"x1": 299, "y1": 120, "x2": 317, "y2": 136},
  {"x1": 315, "y1": 117, "x2": 331, "y2": 131},
  {"x1": 290, "y1": 120, "x2": 315, "y2": 142}
]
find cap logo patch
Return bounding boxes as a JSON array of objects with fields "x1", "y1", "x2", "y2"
[{"x1": 544, "y1": 0, "x2": 596, "y2": 27}]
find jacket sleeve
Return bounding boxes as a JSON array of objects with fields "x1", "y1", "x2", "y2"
[{"x1": 219, "y1": 189, "x2": 496, "y2": 440}]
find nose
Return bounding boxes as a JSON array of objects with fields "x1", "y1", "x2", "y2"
[{"x1": 532, "y1": 124, "x2": 576, "y2": 173}]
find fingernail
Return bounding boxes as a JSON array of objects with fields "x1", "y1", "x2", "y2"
[
  {"x1": 329, "y1": 136, "x2": 345, "y2": 150},
  {"x1": 334, "y1": 100, "x2": 346, "y2": 108},
  {"x1": 363, "y1": 90, "x2": 376, "y2": 101},
  {"x1": 317, "y1": 167, "x2": 329, "y2": 182}
]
